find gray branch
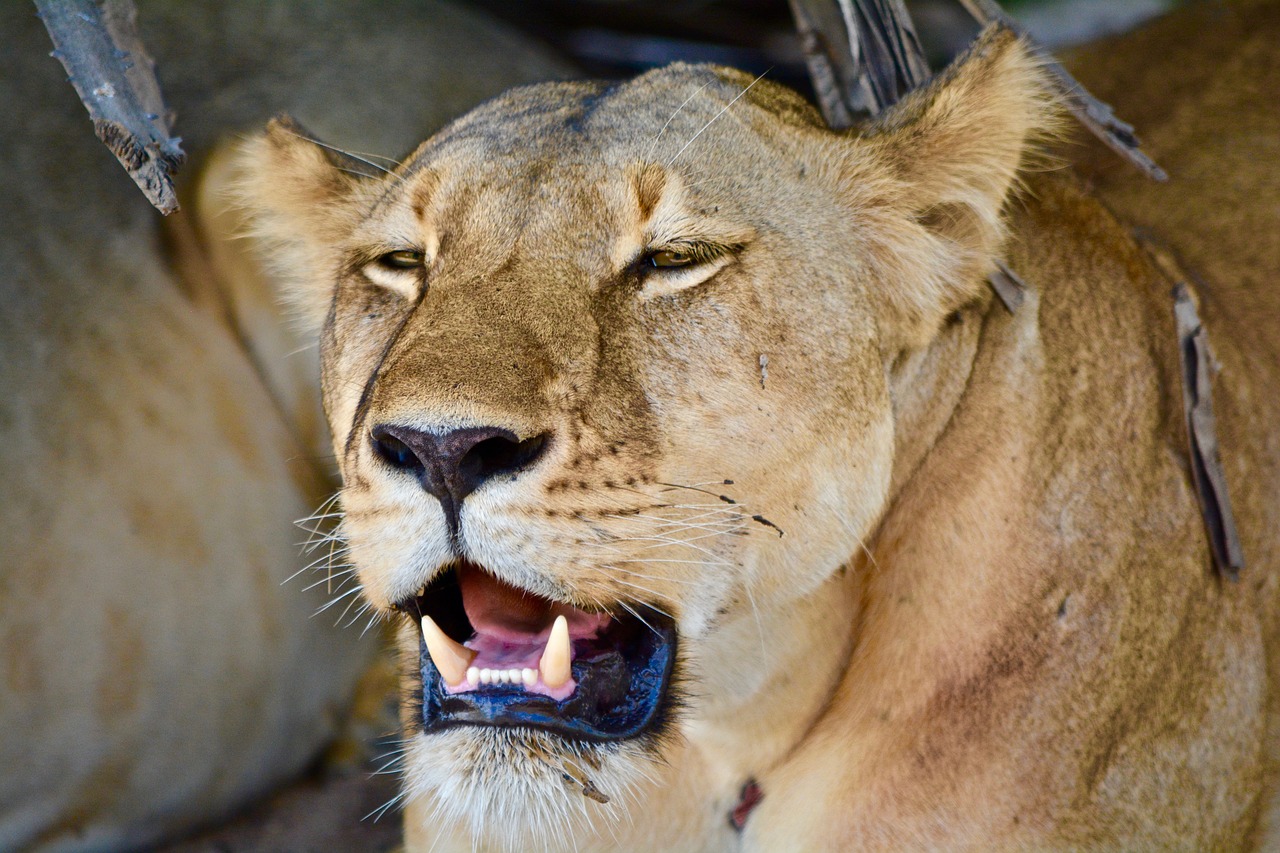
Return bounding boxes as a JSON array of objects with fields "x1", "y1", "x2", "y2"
[
  {"x1": 788, "y1": 0, "x2": 930, "y2": 127},
  {"x1": 955, "y1": 0, "x2": 1167, "y2": 181},
  {"x1": 37, "y1": 0, "x2": 184, "y2": 214}
]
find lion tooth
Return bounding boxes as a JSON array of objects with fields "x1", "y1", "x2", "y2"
[
  {"x1": 466, "y1": 667, "x2": 480, "y2": 687},
  {"x1": 522, "y1": 668, "x2": 538, "y2": 688},
  {"x1": 540, "y1": 615, "x2": 572, "y2": 688},
  {"x1": 420, "y1": 614, "x2": 476, "y2": 687}
]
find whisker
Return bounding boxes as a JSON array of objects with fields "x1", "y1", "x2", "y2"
[
  {"x1": 611, "y1": 557, "x2": 727, "y2": 569},
  {"x1": 606, "y1": 565, "x2": 700, "y2": 586},
  {"x1": 607, "y1": 578, "x2": 674, "y2": 613},
  {"x1": 360, "y1": 610, "x2": 384, "y2": 638},
  {"x1": 281, "y1": 546, "x2": 350, "y2": 586},
  {"x1": 314, "y1": 584, "x2": 363, "y2": 615},
  {"x1": 665, "y1": 71, "x2": 768, "y2": 168},
  {"x1": 341, "y1": 598, "x2": 373, "y2": 628},
  {"x1": 279, "y1": 127, "x2": 394, "y2": 176},
  {"x1": 646, "y1": 79, "x2": 714, "y2": 158},
  {"x1": 598, "y1": 533, "x2": 726, "y2": 561},
  {"x1": 614, "y1": 598, "x2": 662, "y2": 639},
  {"x1": 364, "y1": 789, "x2": 406, "y2": 822},
  {"x1": 302, "y1": 567, "x2": 355, "y2": 592}
]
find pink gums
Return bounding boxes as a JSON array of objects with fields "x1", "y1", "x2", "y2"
[{"x1": 442, "y1": 563, "x2": 611, "y2": 701}]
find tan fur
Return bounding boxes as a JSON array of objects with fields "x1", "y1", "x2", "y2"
[{"x1": 230, "y1": 8, "x2": 1280, "y2": 850}]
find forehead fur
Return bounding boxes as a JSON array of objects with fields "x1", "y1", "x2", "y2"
[{"x1": 398, "y1": 65, "x2": 825, "y2": 176}]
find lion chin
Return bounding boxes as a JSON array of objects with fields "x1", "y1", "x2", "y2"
[
  {"x1": 224, "y1": 4, "x2": 1280, "y2": 850},
  {"x1": 398, "y1": 724, "x2": 659, "y2": 851}
]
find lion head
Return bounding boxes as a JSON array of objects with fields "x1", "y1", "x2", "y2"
[{"x1": 235, "y1": 27, "x2": 1054, "y2": 850}]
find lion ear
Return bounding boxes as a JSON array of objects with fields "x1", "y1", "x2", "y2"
[
  {"x1": 849, "y1": 26, "x2": 1059, "y2": 349},
  {"x1": 230, "y1": 115, "x2": 373, "y2": 333}
]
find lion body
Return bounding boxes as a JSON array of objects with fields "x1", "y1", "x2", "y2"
[{"x1": 229, "y1": 3, "x2": 1280, "y2": 851}]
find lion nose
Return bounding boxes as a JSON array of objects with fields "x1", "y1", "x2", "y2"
[{"x1": 370, "y1": 424, "x2": 550, "y2": 513}]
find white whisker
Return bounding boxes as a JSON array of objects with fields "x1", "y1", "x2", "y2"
[
  {"x1": 646, "y1": 79, "x2": 714, "y2": 158},
  {"x1": 665, "y1": 72, "x2": 767, "y2": 168}
]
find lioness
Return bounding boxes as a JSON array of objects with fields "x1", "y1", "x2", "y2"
[{"x1": 233, "y1": 6, "x2": 1280, "y2": 850}]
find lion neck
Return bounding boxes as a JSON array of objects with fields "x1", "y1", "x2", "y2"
[{"x1": 657, "y1": 292, "x2": 999, "y2": 815}]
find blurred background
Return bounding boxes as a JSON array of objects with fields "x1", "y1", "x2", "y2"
[{"x1": 472, "y1": 0, "x2": 1183, "y2": 93}]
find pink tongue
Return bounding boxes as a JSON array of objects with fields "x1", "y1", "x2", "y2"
[{"x1": 457, "y1": 563, "x2": 609, "y2": 644}]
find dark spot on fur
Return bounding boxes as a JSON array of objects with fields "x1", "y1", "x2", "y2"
[
  {"x1": 752, "y1": 515, "x2": 785, "y2": 536},
  {"x1": 633, "y1": 164, "x2": 667, "y2": 221}
]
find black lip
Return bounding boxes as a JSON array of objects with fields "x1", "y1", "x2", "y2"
[{"x1": 410, "y1": 569, "x2": 677, "y2": 742}]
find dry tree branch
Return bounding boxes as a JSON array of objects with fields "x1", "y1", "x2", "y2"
[
  {"x1": 787, "y1": 0, "x2": 929, "y2": 126},
  {"x1": 955, "y1": 0, "x2": 1167, "y2": 181},
  {"x1": 37, "y1": 0, "x2": 185, "y2": 214}
]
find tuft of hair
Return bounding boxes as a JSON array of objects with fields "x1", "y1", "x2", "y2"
[
  {"x1": 226, "y1": 116, "x2": 386, "y2": 333},
  {"x1": 838, "y1": 25, "x2": 1065, "y2": 349}
]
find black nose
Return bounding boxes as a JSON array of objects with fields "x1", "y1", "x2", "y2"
[{"x1": 370, "y1": 424, "x2": 549, "y2": 527}]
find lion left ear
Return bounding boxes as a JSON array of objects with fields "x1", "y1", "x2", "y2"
[{"x1": 847, "y1": 26, "x2": 1059, "y2": 348}]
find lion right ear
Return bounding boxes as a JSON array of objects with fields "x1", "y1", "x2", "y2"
[{"x1": 229, "y1": 115, "x2": 374, "y2": 332}]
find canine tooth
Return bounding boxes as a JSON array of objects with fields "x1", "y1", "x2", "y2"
[
  {"x1": 420, "y1": 614, "x2": 476, "y2": 687},
  {"x1": 522, "y1": 668, "x2": 538, "y2": 688},
  {"x1": 466, "y1": 667, "x2": 479, "y2": 687},
  {"x1": 540, "y1": 615, "x2": 572, "y2": 688}
]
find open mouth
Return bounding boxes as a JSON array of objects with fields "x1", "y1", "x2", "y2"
[{"x1": 403, "y1": 561, "x2": 677, "y2": 742}]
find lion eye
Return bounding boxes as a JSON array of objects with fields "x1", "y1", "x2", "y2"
[
  {"x1": 363, "y1": 249, "x2": 427, "y2": 299},
  {"x1": 377, "y1": 249, "x2": 425, "y2": 270},
  {"x1": 647, "y1": 250, "x2": 694, "y2": 269}
]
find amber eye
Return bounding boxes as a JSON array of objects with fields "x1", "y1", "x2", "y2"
[
  {"x1": 647, "y1": 249, "x2": 694, "y2": 269},
  {"x1": 378, "y1": 249, "x2": 424, "y2": 269}
]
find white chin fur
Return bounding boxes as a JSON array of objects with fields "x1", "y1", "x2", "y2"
[{"x1": 401, "y1": 726, "x2": 658, "y2": 852}]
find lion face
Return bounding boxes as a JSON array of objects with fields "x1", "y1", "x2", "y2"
[{"x1": 237, "y1": 35, "x2": 1050, "y2": 847}]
